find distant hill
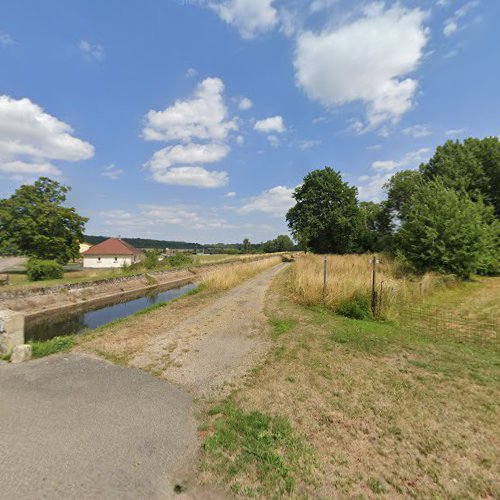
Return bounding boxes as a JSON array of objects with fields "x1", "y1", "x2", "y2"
[{"x1": 84, "y1": 235, "x2": 203, "y2": 250}]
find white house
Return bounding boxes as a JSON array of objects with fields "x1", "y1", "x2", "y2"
[{"x1": 82, "y1": 238, "x2": 144, "y2": 268}]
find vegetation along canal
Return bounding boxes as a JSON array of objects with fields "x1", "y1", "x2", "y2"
[{"x1": 25, "y1": 282, "x2": 197, "y2": 341}]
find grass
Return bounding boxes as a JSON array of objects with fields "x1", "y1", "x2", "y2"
[
  {"x1": 290, "y1": 253, "x2": 458, "y2": 320},
  {"x1": 199, "y1": 267, "x2": 500, "y2": 498},
  {"x1": 30, "y1": 335, "x2": 76, "y2": 358},
  {"x1": 200, "y1": 401, "x2": 318, "y2": 498}
]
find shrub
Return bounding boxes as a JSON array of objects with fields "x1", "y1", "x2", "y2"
[
  {"x1": 167, "y1": 253, "x2": 194, "y2": 267},
  {"x1": 144, "y1": 250, "x2": 161, "y2": 270},
  {"x1": 26, "y1": 259, "x2": 64, "y2": 281},
  {"x1": 337, "y1": 294, "x2": 372, "y2": 320}
]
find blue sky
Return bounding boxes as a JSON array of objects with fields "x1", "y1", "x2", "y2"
[{"x1": 1, "y1": 0, "x2": 499, "y2": 243}]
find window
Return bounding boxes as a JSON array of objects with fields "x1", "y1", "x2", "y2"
[
  {"x1": 114, "y1": 257, "x2": 118, "y2": 262},
  {"x1": 97, "y1": 257, "x2": 101, "y2": 263}
]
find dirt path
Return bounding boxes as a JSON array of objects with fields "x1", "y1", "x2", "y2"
[
  {"x1": 0, "y1": 256, "x2": 25, "y2": 272},
  {"x1": 130, "y1": 263, "x2": 287, "y2": 399}
]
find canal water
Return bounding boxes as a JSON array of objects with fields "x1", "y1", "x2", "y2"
[{"x1": 25, "y1": 282, "x2": 197, "y2": 341}]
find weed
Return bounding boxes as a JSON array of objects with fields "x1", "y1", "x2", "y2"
[
  {"x1": 30, "y1": 335, "x2": 76, "y2": 358},
  {"x1": 201, "y1": 401, "x2": 317, "y2": 497},
  {"x1": 268, "y1": 317, "x2": 297, "y2": 340}
]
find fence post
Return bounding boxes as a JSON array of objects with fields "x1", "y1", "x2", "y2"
[
  {"x1": 371, "y1": 256, "x2": 378, "y2": 317},
  {"x1": 323, "y1": 255, "x2": 327, "y2": 296}
]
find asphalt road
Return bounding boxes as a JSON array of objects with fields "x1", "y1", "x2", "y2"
[{"x1": 0, "y1": 354, "x2": 198, "y2": 499}]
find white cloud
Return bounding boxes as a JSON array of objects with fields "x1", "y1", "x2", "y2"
[
  {"x1": 225, "y1": 191, "x2": 237, "y2": 197},
  {"x1": 143, "y1": 77, "x2": 237, "y2": 143},
  {"x1": 78, "y1": 40, "x2": 105, "y2": 62},
  {"x1": 186, "y1": 67, "x2": 198, "y2": 78},
  {"x1": 236, "y1": 135, "x2": 245, "y2": 145},
  {"x1": 445, "y1": 128, "x2": 466, "y2": 136},
  {"x1": 0, "y1": 95, "x2": 94, "y2": 177},
  {"x1": 402, "y1": 124, "x2": 431, "y2": 138},
  {"x1": 0, "y1": 32, "x2": 14, "y2": 46},
  {"x1": 358, "y1": 147, "x2": 431, "y2": 201},
  {"x1": 443, "y1": 1, "x2": 480, "y2": 37},
  {"x1": 146, "y1": 143, "x2": 230, "y2": 170},
  {"x1": 209, "y1": 0, "x2": 278, "y2": 39},
  {"x1": 254, "y1": 115, "x2": 286, "y2": 133},
  {"x1": 310, "y1": 0, "x2": 338, "y2": 14},
  {"x1": 101, "y1": 164, "x2": 124, "y2": 180},
  {"x1": 299, "y1": 139, "x2": 321, "y2": 150},
  {"x1": 294, "y1": 3, "x2": 429, "y2": 129},
  {"x1": 443, "y1": 20, "x2": 458, "y2": 36},
  {"x1": 267, "y1": 135, "x2": 280, "y2": 147},
  {"x1": 238, "y1": 97, "x2": 253, "y2": 110},
  {"x1": 240, "y1": 185, "x2": 295, "y2": 217},
  {"x1": 151, "y1": 166, "x2": 228, "y2": 188}
]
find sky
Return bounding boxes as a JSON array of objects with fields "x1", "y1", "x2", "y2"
[{"x1": 0, "y1": 0, "x2": 499, "y2": 243}]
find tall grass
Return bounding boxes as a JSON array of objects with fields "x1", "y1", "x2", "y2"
[
  {"x1": 289, "y1": 254, "x2": 456, "y2": 320},
  {"x1": 201, "y1": 256, "x2": 283, "y2": 291}
]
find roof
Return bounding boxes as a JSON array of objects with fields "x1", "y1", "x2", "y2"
[{"x1": 82, "y1": 238, "x2": 143, "y2": 256}]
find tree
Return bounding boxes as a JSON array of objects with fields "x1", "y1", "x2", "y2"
[
  {"x1": 384, "y1": 169, "x2": 423, "y2": 224},
  {"x1": 357, "y1": 201, "x2": 393, "y2": 252},
  {"x1": 0, "y1": 177, "x2": 88, "y2": 264},
  {"x1": 286, "y1": 167, "x2": 361, "y2": 253},
  {"x1": 420, "y1": 137, "x2": 500, "y2": 215},
  {"x1": 261, "y1": 235, "x2": 294, "y2": 253},
  {"x1": 397, "y1": 180, "x2": 499, "y2": 278},
  {"x1": 242, "y1": 238, "x2": 251, "y2": 254}
]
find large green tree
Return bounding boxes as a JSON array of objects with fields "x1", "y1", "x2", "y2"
[
  {"x1": 397, "y1": 180, "x2": 499, "y2": 278},
  {"x1": 286, "y1": 167, "x2": 361, "y2": 253},
  {"x1": 0, "y1": 177, "x2": 88, "y2": 264},
  {"x1": 357, "y1": 201, "x2": 393, "y2": 252}
]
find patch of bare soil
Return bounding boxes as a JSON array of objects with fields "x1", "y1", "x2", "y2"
[{"x1": 130, "y1": 264, "x2": 287, "y2": 398}]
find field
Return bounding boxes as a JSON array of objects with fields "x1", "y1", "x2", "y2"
[{"x1": 199, "y1": 260, "x2": 500, "y2": 498}]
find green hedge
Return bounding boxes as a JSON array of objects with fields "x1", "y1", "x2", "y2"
[{"x1": 26, "y1": 259, "x2": 64, "y2": 281}]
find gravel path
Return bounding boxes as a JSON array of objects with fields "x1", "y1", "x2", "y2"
[{"x1": 131, "y1": 263, "x2": 287, "y2": 398}]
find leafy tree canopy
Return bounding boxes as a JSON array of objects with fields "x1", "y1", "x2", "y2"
[
  {"x1": 0, "y1": 177, "x2": 88, "y2": 264},
  {"x1": 286, "y1": 167, "x2": 361, "y2": 253},
  {"x1": 397, "y1": 180, "x2": 499, "y2": 278}
]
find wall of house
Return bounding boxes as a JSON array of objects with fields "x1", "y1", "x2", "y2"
[{"x1": 83, "y1": 255, "x2": 134, "y2": 268}]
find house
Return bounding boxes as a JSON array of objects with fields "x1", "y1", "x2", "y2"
[{"x1": 82, "y1": 238, "x2": 144, "y2": 268}]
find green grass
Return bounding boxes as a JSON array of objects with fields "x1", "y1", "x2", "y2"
[
  {"x1": 268, "y1": 317, "x2": 297, "y2": 340},
  {"x1": 30, "y1": 335, "x2": 76, "y2": 358},
  {"x1": 201, "y1": 401, "x2": 317, "y2": 497}
]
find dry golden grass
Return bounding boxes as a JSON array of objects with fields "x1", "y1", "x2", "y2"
[
  {"x1": 201, "y1": 256, "x2": 283, "y2": 291},
  {"x1": 289, "y1": 254, "x2": 456, "y2": 319}
]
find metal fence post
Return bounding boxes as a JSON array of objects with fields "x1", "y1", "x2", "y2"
[{"x1": 371, "y1": 256, "x2": 378, "y2": 317}]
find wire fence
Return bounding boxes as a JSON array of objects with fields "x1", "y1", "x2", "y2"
[{"x1": 396, "y1": 305, "x2": 499, "y2": 347}]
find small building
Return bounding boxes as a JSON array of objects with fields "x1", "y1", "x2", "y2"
[{"x1": 82, "y1": 238, "x2": 144, "y2": 268}]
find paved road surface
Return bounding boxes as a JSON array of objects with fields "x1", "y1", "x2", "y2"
[
  {"x1": 0, "y1": 354, "x2": 198, "y2": 499},
  {"x1": 0, "y1": 256, "x2": 25, "y2": 273}
]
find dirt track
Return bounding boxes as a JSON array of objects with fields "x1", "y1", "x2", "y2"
[{"x1": 130, "y1": 263, "x2": 287, "y2": 398}]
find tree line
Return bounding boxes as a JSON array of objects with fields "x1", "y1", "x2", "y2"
[{"x1": 286, "y1": 137, "x2": 500, "y2": 278}]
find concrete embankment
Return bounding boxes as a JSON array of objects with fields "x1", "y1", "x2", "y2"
[{"x1": 0, "y1": 255, "x2": 282, "y2": 320}]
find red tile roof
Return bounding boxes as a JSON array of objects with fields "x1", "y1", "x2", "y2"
[{"x1": 82, "y1": 238, "x2": 143, "y2": 256}]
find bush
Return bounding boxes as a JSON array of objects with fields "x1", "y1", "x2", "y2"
[
  {"x1": 167, "y1": 254, "x2": 194, "y2": 267},
  {"x1": 26, "y1": 259, "x2": 64, "y2": 281},
  {"x1": 144, "y1": 250, "x2": 161, "y2": 270},
  {"x1": 337, "y1": 295, "x2": 372, "y2": 320}
]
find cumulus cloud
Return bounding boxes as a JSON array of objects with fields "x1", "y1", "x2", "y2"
[
  {"x1": 0, "y1": 95, "x2": 94, "y2": 177},
  {"x1": 402, "y1": 124, "x2": 431, "y2": 138},
  {"x1": 78, "y1": 40, "x2": 105, "y2": 62},
  {"x1": 254, "y1": 115, "x2": 286, "y2": 133},
  {"x1": 358, "y1": 147, "x2": 431, "y2": 201},
  {"x1": 209, "y1": 0, "x2": 278, "y2": 39},
  {"x1": 143, "y1": 78, "x2": 237, "y2": 188},
  {"x1": 240, "y1": 185, "x2": 295, "y2": 217},
  {"x1": 238, "y1": 97, "x2": 253, "y2": 110},
  {"x1": 294, "y1": 3, "x2": 429, "y2": 129},
  {"x1": 143, "y1": 78, "x2": 237, "y2": 143}
]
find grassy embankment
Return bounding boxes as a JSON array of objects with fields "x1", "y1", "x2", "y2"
[
  {"x1": 4, "y1": 253, "x2": 274, "y2": 290},
  {"x1": 199, "y1": 255, "x2": 500, "y2": 498},
  {"x1": 28, "y1": 256, "x2": 284, "y2": 361}
]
